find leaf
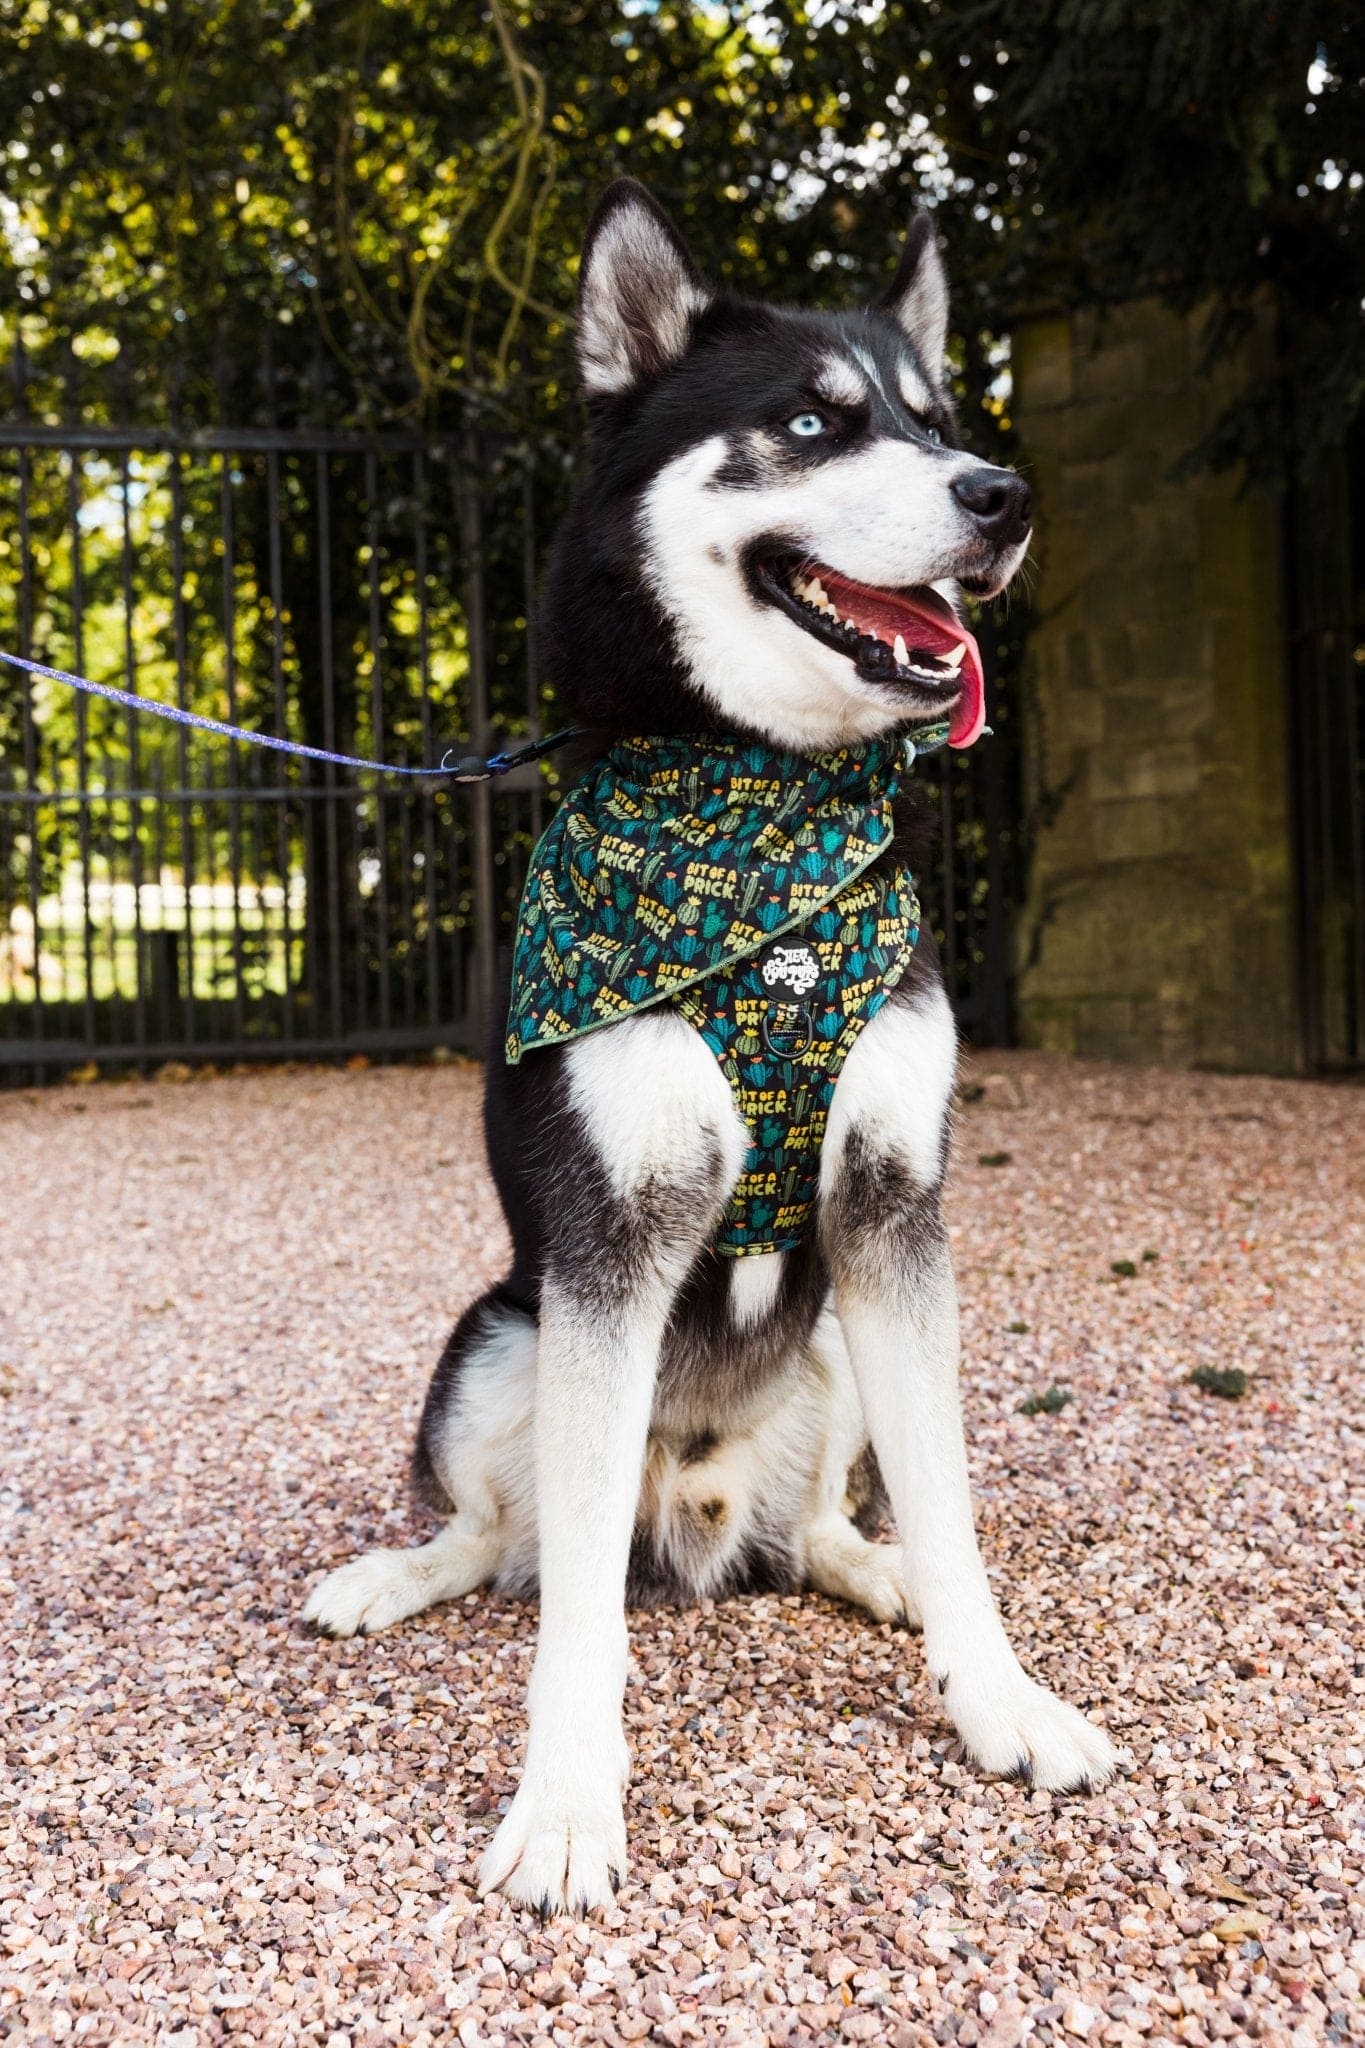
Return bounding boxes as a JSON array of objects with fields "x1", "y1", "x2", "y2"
[
  {"x1": 1212, "y1": 1909, "x2": 1271, "y2": 1941},
  {"x1": 1201, "y1": 1875, "x2": 1260, "y2": 1906}
]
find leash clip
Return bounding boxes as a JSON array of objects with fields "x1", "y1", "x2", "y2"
[
  {"x1": 439, "y1": 751, "x2": 497, "y2": 782},
  {"x1": 439, "y1": 726, "x2": 585, "y2": 784}
]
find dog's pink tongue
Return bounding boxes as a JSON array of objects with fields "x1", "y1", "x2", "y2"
[
  {"x1": 947, "y1": 652, "x2": 984, "y2": 749},
  {"x1": 820, "y1": 572, "x2": 986, "y2": 750}
]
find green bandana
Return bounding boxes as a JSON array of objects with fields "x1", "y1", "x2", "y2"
[{"x1": 506, "y1": 731, "x2": 932, "y2": 1255}]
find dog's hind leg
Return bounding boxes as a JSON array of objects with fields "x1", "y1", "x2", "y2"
[
  {"x1": 303, "y1": 1289, "x2": 537, "y2": 1638},
  {"x1": 477, "y1": 1014, "x2": 747, "y2": 1918},
  {"x1": 798, "y1": 1306, "x2": 917, "y2": 1628},
  {"x1": 302, "y1": 1516, "x2": 500, "y2": 1639}
]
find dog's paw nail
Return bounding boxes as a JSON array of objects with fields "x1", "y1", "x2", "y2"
[
  {"x1": 1013, "y1": 1756, "x2": 1033, "y2": 1787},
  {"x1": 936, "y1": 1671, "x2": 950, "y2": 1696}
]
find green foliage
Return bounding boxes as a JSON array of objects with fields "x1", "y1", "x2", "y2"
[
  {"x1": 1189, "y1": 1364, "x2": 1249, "y2": 1399},
  {"x1": 1018, "y1": 1382, "x2": 1073, "y2": 1415},
  {"x1": 2, "y1": 1, "x2": 1355, "y2": 467},
  {"x1": 938, "y1": 0, "x2": 1363, "y2": 478}
]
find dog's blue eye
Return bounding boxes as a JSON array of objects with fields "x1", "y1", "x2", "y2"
[
  {"x1": 786, "y1": 412, "x2": 828, "y2": 438},
  {"x1": 924, "y1": 424, "x2": 943, "y2": 446}
]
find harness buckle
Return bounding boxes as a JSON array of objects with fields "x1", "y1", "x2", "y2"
[{"x1": 761, "y1": 1004, "x2": 815, "y2": 1060}]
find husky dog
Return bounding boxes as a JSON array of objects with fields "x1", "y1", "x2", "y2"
[{"x1": 305, "y1": 179, "x2": 1117, "y2": 1914}]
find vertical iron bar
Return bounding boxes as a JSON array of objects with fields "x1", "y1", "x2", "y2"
[
  {"x1": 365, "y1": 449, "x2": 391, "y2": 1031},
  {"x1": 65, "y1": 432, "x2": 97, "y2": 1055},
  {"x1": 413, "y1": 449, "x2": 441, "y2": 1032},
  {"x1": 265, "y1": 448, "x2": 297, "y2": 1042},
  {"x1": 316, "y1": 450, "x2": 344, "y2": 1043},
  {"x1": 522, "y1": 454, "x2": 544, "y2": 845},
  {"x1": 15, "y1": 357, "x2": 45, "y2": 1077},
  {"x1": 169, "y1": 452, "x2": 197, "y2": 1047},
  {"x1": 119, "y1": 450, "x2": 147, "y2": 1059},
  {"x1": 939, "y1": 769, "x2": 959, "y2": 1007},
  {"x1": 220, "y1": 451, "x2": 246, "y2": 1048},
  {"x1": 97, "y1": 753, "x2": 116, "y2": 1044},
  {"x1": 152, "y1": 756, "x2": 169, "y2": 1042},
  {"x1": 398, "y1": 776, "x2": 415, "y2": 1029},
  {"x1": 979, "y1": 618, "x2": 1010, "y2": 1045},
  {"x1": 459, "y1": 425, "x2": 496, "y2": 1043}
]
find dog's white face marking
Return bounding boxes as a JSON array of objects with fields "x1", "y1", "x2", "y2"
[
  {"x1": 640, "y1": 431, "x2": 1003, "y2": 748},
  {"x1": 898, "y1": 359, "x2": 934, "y2": 416},
  {"x1": 813, "y1": 352, "x2": 871, "y2": 410},
  {"x1": 850, "y1": 344, "x2": 897, "y2": 414}
]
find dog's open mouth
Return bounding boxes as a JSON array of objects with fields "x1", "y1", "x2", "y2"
[{"x1": 751, "y1": 552, "x2": 986, "y2": 749}]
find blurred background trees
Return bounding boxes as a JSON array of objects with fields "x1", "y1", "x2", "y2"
[{"x1": 3, "y1": 1, "x2": 1357, "y2": 461}]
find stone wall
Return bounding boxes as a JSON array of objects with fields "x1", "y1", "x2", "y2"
[{"x1": 1010, "y1": 300, "x2": 1299, "y2": 1071}]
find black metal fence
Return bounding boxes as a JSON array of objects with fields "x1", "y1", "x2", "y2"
[
  {"x1": 1286, "y1": 419, "x2": 1365, "y2": 1071},
  {"x1": 0, "y1": 368, "x2": 1019, "y2": 1086}
]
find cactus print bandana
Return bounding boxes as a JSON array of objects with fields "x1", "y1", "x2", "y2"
[{"x1": 505, "y1": 729, "x2": 939, "y2": 1255}]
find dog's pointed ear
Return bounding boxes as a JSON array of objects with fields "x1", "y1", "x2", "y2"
[
  {"x1": 880, "y1": 213, "x2": 950, "y2": 374},
  {"x1": 576, "y1": 178, "x2": 711, "y2": 397}
]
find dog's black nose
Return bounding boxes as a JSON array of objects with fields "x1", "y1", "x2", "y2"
[{"x1": 951, "y1": 466, "x2": 1033, "y2": 544}]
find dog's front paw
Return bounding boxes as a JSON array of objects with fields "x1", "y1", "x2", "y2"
[
  {"x1": 478, "y1": 1775, "x2": 628, "y2": 1917},
  {"x1": 938, "y1": 1662, "x2": 1118, "y2": 1792}
]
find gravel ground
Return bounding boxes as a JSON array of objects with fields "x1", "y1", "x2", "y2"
[{"x1": 2, "y1": 1051, "x2": 1362, "y2": 2048}]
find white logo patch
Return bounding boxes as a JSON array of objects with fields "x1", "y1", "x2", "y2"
[{"x1": 760, "y1": 943, "x2": 820, "y2": 997}]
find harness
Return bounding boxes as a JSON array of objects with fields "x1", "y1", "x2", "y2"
[{"x1": 505, "y1": 729, "x2": 944, "y2": 1257}]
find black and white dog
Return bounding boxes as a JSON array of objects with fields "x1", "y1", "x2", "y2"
[{"x1": 305, "y1": 179, "x2": 1117, "y2": 1914}]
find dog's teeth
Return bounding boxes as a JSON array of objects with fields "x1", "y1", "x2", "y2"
[
  {"x1": 893, "y1": 634, "x2": 909, "y2": 667},
  {"x1": 809, "y1": 577, "x2": 828, "y2": 606},
  {"x1": 940, "y1": 643, "x2": 966, "y2": 671}
]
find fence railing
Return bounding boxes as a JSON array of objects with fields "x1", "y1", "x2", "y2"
[{"x1": 0, "y1": 396, "x2": 1018, "y2": 1084}]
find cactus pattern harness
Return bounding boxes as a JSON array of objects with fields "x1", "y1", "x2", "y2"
[{"x1": 506, "y1": 730, "x2": 943, "y2": 1257}]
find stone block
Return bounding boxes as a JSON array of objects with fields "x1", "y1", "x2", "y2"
[
  {"x1": 1071, "y1": 338, "x2": 1148, "y2": 405},
  {"x1": 1103, "y1": 680, "x2": 1216, "y2": 746},
  {"x1": 1130, "y1": 494, "x2": 1201, "y2": 565},
  {"x1": 1127, "y1": 611, "x2": 1215, "y2": 684},
  {"x1": 1012, "y1": 319, "x2": 1074, "y2": 410},
  {"x1": 1089, "y1": 795, "x2": 1196, "y2": 862},
  {"x1": 1012, "y1": 298, "x2": 1298, "y2": 1073},
  {"x1": 1090, "y1": 741, "x2": 1202, "y2": 803}
]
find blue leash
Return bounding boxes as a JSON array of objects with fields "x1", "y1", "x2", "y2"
[{"x1": 0, "y1": 649, "x2": 581, "y2": 784}]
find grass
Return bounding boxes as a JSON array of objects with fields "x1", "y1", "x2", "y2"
[{"x1": 1, "y1": 866, "x2": 305, "y2": 1008}]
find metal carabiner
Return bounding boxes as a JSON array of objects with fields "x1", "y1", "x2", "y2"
[{"x1": 761, "y1": 1004, "x2": 815, "y2": 1060}]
